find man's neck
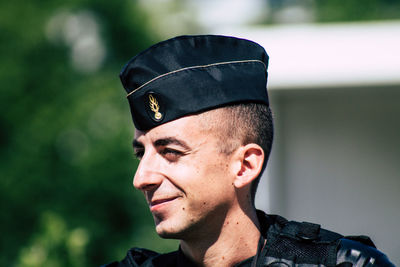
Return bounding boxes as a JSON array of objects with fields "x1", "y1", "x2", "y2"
[{"x1": 180, "y1": 207, "x2": 261, "y2": 267}]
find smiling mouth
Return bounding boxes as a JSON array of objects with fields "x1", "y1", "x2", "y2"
[{"x1": 150, "y1": 197, "x2": 179, "y2": 210}]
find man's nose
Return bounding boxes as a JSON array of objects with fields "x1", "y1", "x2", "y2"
[{"x1": 133, "y1": 155, "x2": 163, "y2": 191}]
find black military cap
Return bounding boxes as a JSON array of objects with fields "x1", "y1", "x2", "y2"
[{"x1": 120, "y1": 35, "x2": 269, "y2": 131}]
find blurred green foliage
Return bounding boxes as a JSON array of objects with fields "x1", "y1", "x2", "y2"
[
  {"x1": 314, "y1": 0, "x2": 400, "y2": 22},
  {"x1": 0, "y1": 0, "x2": 178, "y2": 266}
]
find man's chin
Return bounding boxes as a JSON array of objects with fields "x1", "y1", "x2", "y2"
[
  {"x1": 156, "y1": 227, "x2": 181, "y2": 239},
  {"x1": 155, "y1": 221, "x2": 186, "y2": 239}
]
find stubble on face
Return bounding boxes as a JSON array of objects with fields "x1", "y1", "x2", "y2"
[{"x1": 134, "y1": 113, "x2": 238, "y2": 240}]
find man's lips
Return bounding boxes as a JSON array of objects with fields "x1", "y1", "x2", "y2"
[{"x1": 149, "y1": 196, "x2": 179, "y2": 211}]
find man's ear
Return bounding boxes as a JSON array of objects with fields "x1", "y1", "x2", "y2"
[{"x1": 233, "y1": 144, "x2": 264, "y2": 188}]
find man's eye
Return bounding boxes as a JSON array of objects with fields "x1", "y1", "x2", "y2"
[
  {"x1": 160, "y1": 148, "x2": 183, "y2": 161},
  {"x1": 134, "y1": 150, "x2": 144, "y2": 159}
]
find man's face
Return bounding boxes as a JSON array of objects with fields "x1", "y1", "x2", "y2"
[{"x1": 133, "y1": 114, "x2": 237, "y2": 240}]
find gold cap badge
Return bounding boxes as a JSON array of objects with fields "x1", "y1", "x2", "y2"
[{"x1": 148, "y1": 94, "x2": 163, "y2": 121}]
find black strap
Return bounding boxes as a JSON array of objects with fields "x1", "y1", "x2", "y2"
[
  {"x1": 251, "y1": 235, "x2": 267, "y2": 267},
  {"x1": 280, "y1": 221, "x2": 321, "y2": 242}
]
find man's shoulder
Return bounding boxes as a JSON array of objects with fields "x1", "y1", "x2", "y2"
[
  {"x1": 259, "y1": 212, "x2": 394, "y2": 266},
  {"x1": 101, "y1": 248, "x2": 179, "y2": 267}
]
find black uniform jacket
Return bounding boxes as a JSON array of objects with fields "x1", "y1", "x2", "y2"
[{"x1": 103, "y1": 211, "x2": 394, "y2": 267}]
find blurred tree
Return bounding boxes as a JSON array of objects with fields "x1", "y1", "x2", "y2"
[
  {"x1": 314, "y1": 0, "x2": 400, "y2": 22},
  {"x1": 0, "y1": 0, "x2": 178, "y2": 266}
]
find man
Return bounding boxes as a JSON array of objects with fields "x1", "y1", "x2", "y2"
[{"x1": 104, "y1": 35, "x2": 394, "y2": 266}]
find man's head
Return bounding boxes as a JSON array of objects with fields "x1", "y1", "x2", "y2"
[
  {"x1": 121, "y1": 35, "x2": 273, "y2": 238},
  {"x1": 132, "y1": 105, "x2": 272, "y2": 239}
]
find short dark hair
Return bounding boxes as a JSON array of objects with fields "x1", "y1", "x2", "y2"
[{"x1": 199, "y1": 102, "x2": 274, "y2": 205}]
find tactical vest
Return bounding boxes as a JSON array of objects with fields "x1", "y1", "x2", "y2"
[{"x1": 256, "y1": 214, "x2": 390, "y2": 266}]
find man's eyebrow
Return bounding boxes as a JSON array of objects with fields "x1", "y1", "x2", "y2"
[
  {"x1": 154, "y1": 137, "x2": 190, "y2": 150},
  {"x1": 132, "y1": 139, "x2": 143, "y2": 148}
]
